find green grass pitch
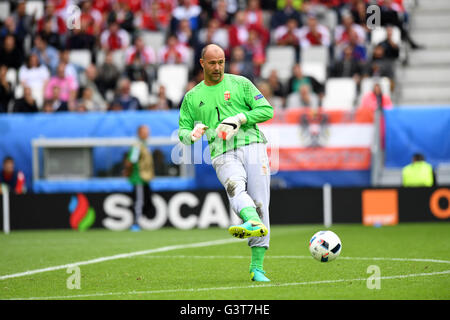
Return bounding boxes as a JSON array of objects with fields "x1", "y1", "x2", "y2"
[{"x1": 0, "y1": 222, "x2": 449, "y2": 300}]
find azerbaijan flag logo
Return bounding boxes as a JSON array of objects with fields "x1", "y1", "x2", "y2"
[{"x1": 69, "y1": 194, "x2": 96, "y2": 231}]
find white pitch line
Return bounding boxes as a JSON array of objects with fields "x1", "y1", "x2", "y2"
[
  {"x1": 0, "y1": 238, "x2": 244, "y2": 281},
  {"x1": 140, "y1": 255, "x2": 450, "y2": 264},
  {"x1": 8, "y1": 270, "x2": 450, "y2": 300}
]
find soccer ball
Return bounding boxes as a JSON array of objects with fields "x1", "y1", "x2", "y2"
[{"x1": 309, "y1": 230, "x2": 342, "y2": 262}]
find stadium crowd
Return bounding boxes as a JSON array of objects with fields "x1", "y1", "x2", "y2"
[{"x1": 0, "y1": 0, "x2": 419, "y2": 113}]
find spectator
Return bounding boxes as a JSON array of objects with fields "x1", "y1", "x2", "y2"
[
  {"x1": 298, "y1": 13, "x2": 331, "y2": 48},
  {"x1": 46, "y1": 0, "x2": 71, "y2": 17},
  {"x1": 0, "y1": 17, "x2": 26, "y2": 54},
  {"x1": 125, "y1": 54, "x2": 150, "y2": 83},
  {"x1": 350, "y1": 0, "x2": 369, "y2": 29},
  {"x1": 359, "y1": 83, "x2": 393, "y2": 113},
  {"x1": 96, "y1": 51, "x2": 121, "y2": 98},
  {"x1": 271, "y1": 0, "x2": 303, "y2": 29},
  {"x1": 267, "y1": 69, "x2": 285, "y2": 98},
  {"x1": 11, "y1": 1, "x2": 34, "y2": 49},
  {"x1": 380, "y1": 0, "x2": 424, "y2": 50},
  {"x1": 334, "y1": 12, "x2": 366, "y2": 59},
  {"x1": 119, "y1": 0, "x2": 143, "y2": 13},
  {"x1": 44, "y1": 86, "x2": 69, "y2": 112},
  {"x1": 66, "y1": 19, "x2": 96, "y2": 51},
  {"x1": 198, "y1": 18, "x2": 229, "y2": 52},
  {"x1": 242, "y1": 28, "x2": 267, "y2": 76},
  {"x1": 0, "y1": 65, "x2": 13, "y2": 113},
  {"x1": 112, "y1": 78, "x2": 141, "y2": 111},
  {"x1": 125, "y1": 36, "x2": 156, "y2": 83},
  {"x1": 228, "y1": 10, "x2": 250, "y2": 49},
  {"x1": 176, "y1": 19, "x2": 198, "y2": 48},
  {"x1": 30, "y1": 34, "x2": 59, "y2": 74},
  {"x1": 100, "y1": 20, "x2": 131, "y2": 51},
  {"x1": 287, "y1": 64, "x2": 324, "y2": 97},
  {"x1": 171, "y1": 0, "x2": 202, "y2": 32},
  {"x1": 334, "y1": 12, "x2": 366, "y2": 47},
  {"x1": 108, "y1": 100, "x2": 124, "y2": 112},
  {"x1": 13, "y1": 86, "x2": 38, "y2": 113},
  {"x1": 378, "y1": 26, "x2": 400, "y2": 60},
  {"x1": 347, "y1": 28, "x2": 367, "y2": 63},
  {"x1": 0, "y1": 156, "x2": 26, "y2": 194},
  {"x1": 213, "y1": 0, "x2": 233, "y2": 27},
  {"x1": 38, "y1": 16, "x2": 63, "y2": 50},
  {"x1": 79, "y1": 0, "x2": 103, "y2": 37},
  {"x1": 228, "y1": 46, "x2": 255, "y2": 81},
  {"x1": 59, "y1": 49, "x2": 80, "y2": 87},
  {"x1": 275, "y1": 17, "x2": 301, "y2": 46},
  {"x1": 150, "y1": 85, "x2": 173, "y2": 110},
  {"x1": 93, "y1": 0, "x2": 114, "y2": 14},
  {"x1": 0, "y1": 35, "x2": 24, "y2": 70},
  {"x1": 81, "y1": 64, "x2": 108, "y2": 107},
  {"x1": 107, "y1": 1, "x2": 135, "y2": 33},
  {"x1": 274, "y1": 18, "x2": 301, "y2": 60},
  {"x1": 18, "y1": 53, "x2": 50, "y2": 106},
  {"x1": 364, "y1": 45, "x2": 394, "y2": 79},
  {"x1": 257, "y1": 80, "x2": 284, "y2": 111},
  {"x1": 402, "y1": 153, "x2": 435, "y2": 187},
  {"x1": 286, "y1": 83, "x2": 319, "y2": 109},
  {"x1": 78, "y1": 87, "x2": 107, "y2": 112},
  {"x1": 359, "y1": 82, "x2": 392, "y2": 149},
  {"x1": 44, "y1": 62, "x2": 78, "y2": 108},
  {"x1": 159, "y1": 34, "x2": 189, "y2": 64},
  {"x1": 244, "y1": 0, "x2": 265, "y2": 28},
  {"x1": 136, "y1": 0, "x2": 169, "y2": 31},
  {"x1": 330, "y1": 46, "x2": 363, "y2": 82},
  {"x1": 74, "y1": 101, "x2": 89, "y2": 113},
  {"x1": 213, "y1": 0, "x2": 239, "y2": 15},
  {"x1": 36, "y1": 2, "x2": 66, "y2": 36}
]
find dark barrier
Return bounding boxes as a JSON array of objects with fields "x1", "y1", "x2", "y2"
[
  {"x1": 1, "y1": 187, "x2": 448, "y2": 231},
  {"x1": 399, "y1": 187, "x2": 450, "y2": 222}
]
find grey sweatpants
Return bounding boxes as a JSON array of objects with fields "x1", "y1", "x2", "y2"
[{"x1": 212, "y1": 143, "x2": 271, "y2": 249}]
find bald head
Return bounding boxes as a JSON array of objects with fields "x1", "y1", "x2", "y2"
[
  {"x1": 201, "y1": 44, "x2": 225, "y2": 59},
  {"x1": 200, "y1": 44, "x2": 225, "y2": 86}
]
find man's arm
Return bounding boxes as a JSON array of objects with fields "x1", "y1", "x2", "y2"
[
  {"x1": 178, "y1": 94, "x2": 195, "y2": 145},
  {"x1": 241, "y1": 77, "x2": 274, "y2": 125}
]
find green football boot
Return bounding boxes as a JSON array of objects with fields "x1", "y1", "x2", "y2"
[
  {"x1": 228, "y1": 220, "x2": 268, "y2": 239},
  {"x1": 250, "y1": 268, "x2": 271, "y2": 282}
]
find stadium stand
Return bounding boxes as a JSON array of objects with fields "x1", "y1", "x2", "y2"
[
  {"x1": 0, "y1": 0, "x2": 430, "y2": 113},
  {"x1": 1, "y1": 0, "x2": 449, "y2": 191}
]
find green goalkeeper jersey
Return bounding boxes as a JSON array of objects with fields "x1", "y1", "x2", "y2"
[{"x1": 178, "y1": 73, "x2": 274, "y2": 159}]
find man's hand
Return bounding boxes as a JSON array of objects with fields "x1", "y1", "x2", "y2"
[
  {"x1": 123, "y1": 159, "x2": 132, "y2": 177},
  {"x1": 191, "y1": 123, "x2": 209, "y2": 142},
  {"x1": 216, "y1": 113, "x2": 247, "y2": 140}
]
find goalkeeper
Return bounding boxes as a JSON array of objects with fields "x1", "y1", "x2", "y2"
[{"x1": 178, "y1": 44, "x2": 273, "y2": 282}]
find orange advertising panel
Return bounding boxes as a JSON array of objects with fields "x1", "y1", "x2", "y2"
[{"x1": 362, "y1": 189, "x2": 399, "y2": 226}]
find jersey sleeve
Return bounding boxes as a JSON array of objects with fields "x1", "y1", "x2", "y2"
[
  {"x1": 178, "y1": 93, "x2": 195, "y2": 145},
  {"x1": 241, "y1": 77, "x2": 274, "y2": 125}
]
